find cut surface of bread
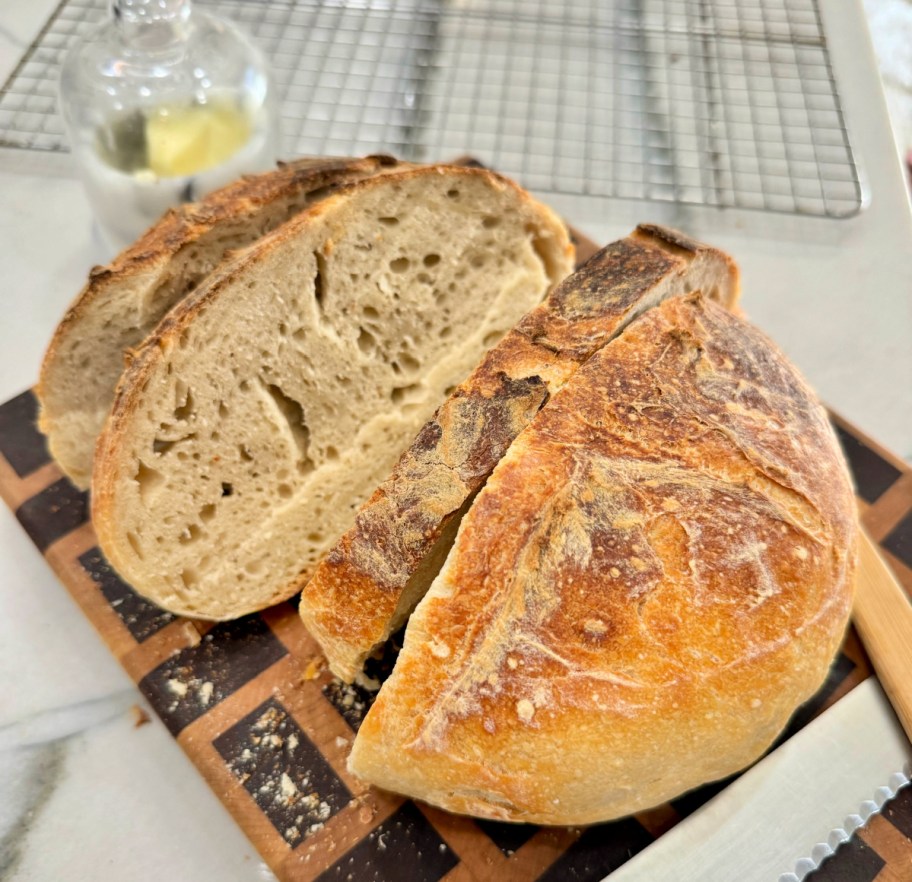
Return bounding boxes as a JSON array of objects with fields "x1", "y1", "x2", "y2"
[
  {"x1": 91, "y1": 165, "x2": 574, "y2": 619},
  {"x1": 348, "y1": 292, "x2": 857, "y2": 825},
  {"x1": 301, "y1": 224, "x2": 740, "y2": 684},
  {"x1": 39, "y1": 154, "x2": 402, "y2": 488}
]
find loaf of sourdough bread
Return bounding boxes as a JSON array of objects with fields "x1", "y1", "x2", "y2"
[
  {"x1": 348, "y1": 290, "x2": 857, "y2": 825},
  {"x1": 301, "y1": 224, "x2": 740, "y2": 684},
  {"x1": 91, "y1": 165, "x2": 574, "y2": 619},
  {"x1": 39, "y1": 155, "x2": 402, "y2": 488}
]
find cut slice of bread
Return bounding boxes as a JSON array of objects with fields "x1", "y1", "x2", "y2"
[
  {"x1": 39, "y1": 154, "x2": 402, "y2": 488},
  {"x1": 91, "y1": 165, "x2": 574, "y2": 620},
  {"x1": 300, "y1": 224, "x2": 740, "y2": 684},
  {"x1": 348, "y1": 291, "x2": 857, "y2": 825}
]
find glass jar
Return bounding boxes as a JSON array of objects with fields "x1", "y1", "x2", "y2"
[{"x1": 59, "y1": 0, "x2": 278, "y2": 251}]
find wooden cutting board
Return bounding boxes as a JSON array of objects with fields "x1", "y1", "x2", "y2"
[{"x1": 2, "y1": 288, "x2": 911, "y2": 881}]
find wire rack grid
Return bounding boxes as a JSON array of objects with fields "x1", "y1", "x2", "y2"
[{"x1": 0, "y1": 0, "x2": 863, "y2": 219}]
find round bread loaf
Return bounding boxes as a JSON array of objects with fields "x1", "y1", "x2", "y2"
[{"x1": 348, "y1": 291, "x2": 858, "y2": 825}]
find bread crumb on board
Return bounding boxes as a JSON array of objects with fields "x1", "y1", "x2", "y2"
[{"x1": 302, "y1": 656, "x2": 325, "y2": 681}]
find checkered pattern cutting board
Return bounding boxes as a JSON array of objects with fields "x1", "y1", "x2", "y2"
[{"x1": 2, "y1": 326, "x2": 912, "y2": 878}]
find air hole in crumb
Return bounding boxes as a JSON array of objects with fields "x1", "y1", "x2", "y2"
[
  {"x1": 180, "y1": 568, "x2": 198, "y2": 589},
  {"x1": 483, "y1": 330, "x2": 503, "y2": 347},
  {"x1": 708, "y1": 285, "x2": 721, "y2": 301},
  {"x1": 278, "y1": 483, "x2": 293, "y2": 499},
  {"x1": 470, "y1": 254, "x2": 485, "y2": 269},
  {"x1": 423, "y1": 253, "x2": 441, "y2": 267},
  {"x1": 221, "y1": 482, "x2": 233, "y2": 497},
  {"x1": 389, "y1": 257, "x2": 409, "y2": 273},
  {"x1": 278, "y1": 322, "x2": 289, "y2": 336},
  {"x1": 199, "y1": 503, "x2": 216, "y2": 523},
  {"x1": 440, "y1": 326, "x2": 452, "y2": 339},
  {"x1": 127, "y1": 531, "x2": 144, "y2": 560},
  {"x1": 391, "y1": 361, "x2": 402, "y2": 375},
  {"x1": 307, "y1": 532, "x2": 323, "y2": 543},
  {"x1": 443, "y1": 384, "x2": 457, "y2": 396},
  {"x1": 218, "y1": 401, "x2": 229, "y2": 418},
  {"x1": 178, "y1": 330, "x2": 191, "y2": 350},
  {"x1": 135, "y1": 461, "x2": 165, "y2": 505},
  {"x1": 357, "y1": 327, "x2": 377, "y2": 355},
  {"x1": 313, "y1": 250, "x2": 328, "y2": 312},
  {"x1": 446, "y1": 188, "x2": 460, "y2": 199},
  {"x1": 325, "y1": 445, "x2": 339, "y2": 460},
  {"x1": 173, "y1": 382, "x2": 194, "y2": 421},
  {"x1": 261, "y1": 380, "x2": 315, "y2": 475},
  {"x1": 399, "y1": 352, "x2": 420, "y2": 372},
  {"x1": 482, "y1": 216, "x2": 500, "y2": 229},
  {"x1": 239, "y1": 379, "x2": 250, "y2": 392},
  {"x1": 239, "y1": 444, "x2": 253, "y2": 462},
  {"x1": 378, "y1": 216, "x2": 399, "y2": 226},
  {"x1": 179, "y1": 524, "x2": 201, "y2": 545},
  {"x1": 362, "y1": 305, "x2": 380, "y2": 320},
  {"x1": 417, "y1": 272, "x2": 432, "y2": 285},
  {"x1": 391, "y1": 383, "x2": 422, "y2": 405},
  {"x1": 292, "y1": 327, "x2": 306, "y2": 343}
]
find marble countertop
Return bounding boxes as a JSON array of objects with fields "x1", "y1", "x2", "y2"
[{"x1": 1, "y1": 2, "x2": 911, "y2": 881}]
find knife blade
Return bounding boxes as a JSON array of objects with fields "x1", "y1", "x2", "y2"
[{"x1": 606, "y1": 677, "x2": 912, "y2": 881}]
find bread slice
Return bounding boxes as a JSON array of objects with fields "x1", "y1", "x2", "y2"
[
  {"x1": 300, "y1": 224, "x2": 740, "y2": 684},
  {"x1": 348, "y1": 291, "x2": 858, "y2": 825},
  {"x1": 91, "y1": 165, "x2": 574, "y2": 619},
  {"x1": 39, "y1": 155, "x2": 403, "y2": 488}
]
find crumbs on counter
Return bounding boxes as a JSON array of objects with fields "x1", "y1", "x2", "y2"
[{"x1": 130, "y1": 704, "x2": 151, "y2": 728}]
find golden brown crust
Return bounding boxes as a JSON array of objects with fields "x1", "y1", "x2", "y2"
[
  {"x1": 348, "y1": 292, "x2": 857, "y2": 825},
  {"x1": 301, "y1": 227, "x2": 741, "y2": 682}
]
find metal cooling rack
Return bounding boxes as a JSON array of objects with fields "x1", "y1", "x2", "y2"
[{"x1": 0, "y1": 0, "x2": 863, "y2": 218}]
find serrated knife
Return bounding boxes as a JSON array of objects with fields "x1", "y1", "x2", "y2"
[{"x1": 607, "y1": 678, "x2": 910, "y2": 881}]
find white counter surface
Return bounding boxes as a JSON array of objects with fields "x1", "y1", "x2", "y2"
[{"x1": 1, "y1": 1, "x2": 910, "y2": 880}]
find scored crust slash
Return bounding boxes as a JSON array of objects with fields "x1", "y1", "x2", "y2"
[{"x1": 301, "y1": 223, "x2": 740, "y2": 686}]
